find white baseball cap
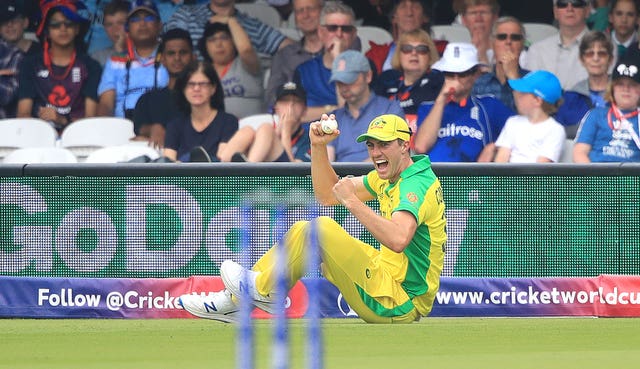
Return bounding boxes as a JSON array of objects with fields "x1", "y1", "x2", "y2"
[{"x1": 431, "y1": 42, "x2": 481, "y2": 73}]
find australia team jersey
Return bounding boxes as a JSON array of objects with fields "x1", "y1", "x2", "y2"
[
  {"x1": 416, "y1": 95, "x2": 514, "y2": 162},
  {"x1": 363, "y1": 155, "x2": 446, "y2": 315}
]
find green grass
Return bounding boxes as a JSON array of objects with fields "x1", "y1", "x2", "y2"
[{"x1": 1, "y1": 318, "x2": 639, "y2": 369}]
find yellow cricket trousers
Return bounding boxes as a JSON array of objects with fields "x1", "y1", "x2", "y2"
[{"x1": 252, "y1": 216, "x2": 421, "y2": 323}]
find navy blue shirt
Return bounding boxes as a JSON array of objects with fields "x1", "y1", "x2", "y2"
[{"x1": 165, "y1": 111, "x2": 238, "y2": 160}]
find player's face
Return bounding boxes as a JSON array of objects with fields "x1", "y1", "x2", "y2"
[
  {"x1": 47, "y1": 12, "x2": 79, "y2": 48},
  {"x1": 366, "y1": 138, "x2": 407, "y2": 182},
  {"x1": 613, "y1": 78, "x2": 640, "y2": 110},
  {"x1": 579, "y1": 42, "x2": 612, "y2": 78}
]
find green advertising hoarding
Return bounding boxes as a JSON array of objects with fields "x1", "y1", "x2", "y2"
[{"x1": 1, "y1": 164, "x2": 639, "y2": 278}]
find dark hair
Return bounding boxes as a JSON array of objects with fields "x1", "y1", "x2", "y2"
[
  {"x1": 159, "y1": 27, "x2": 193, "y2": 53},
  {"x1": 174, "y1": 61, "x2": 225, "y2": 113},
  {"x1": 609, "y1": 0, "x2": 640, "y2": 15},
  {"x1": 39, "y1": 8, "x2": 88, "y2": 52},
  {"x1": 197, "y1": 22, "x2": 235, "y2": 62},
  {"x1": 103, "y1": 0, "x2": 130, "y2": 17},
  {"x1": 579, "y1": 30, "x2": 614, "y2": 58}
]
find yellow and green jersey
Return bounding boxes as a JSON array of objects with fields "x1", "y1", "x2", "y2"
[{"x1": 363, "y1": 155, "x2": 447, "y2": 314}]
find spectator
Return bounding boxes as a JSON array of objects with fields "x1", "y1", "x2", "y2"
[
  {"x1": 608, "y1": 0, "x2": 639, "y2": 59},
  {"x1": 199, "y1": 21, "x2": 262, "y2": 119},
  {"x1": 494, "y1": 70, "x2": 566, "y2": 163},
  {"x1": 293, "y1": 1, "x2": 359, "y2": 122},
  {"x1": 165, "y1": 0, "x2": 293, "y2": 58},
  {"x1": 0, "y1": 0, "x2": 40, "y2": 56},
  {"x1": 524, "y1": 0, "x2": 591, "y2": 89},
  {"x1": 133, "y1": 28, "x2": 195, "y2": 148},
  {"x1": 17, "y1": 0, "x2": 101, "y2": 132},
  {"x1": 328, "y1": 50, "x2": 404, "y2": 162},
  {"x1": 587, "y1": 0, "x2": 611, "y2": 31},
  {"x1": 372, "y1": 28, "x2": 443, "y2": 147},
  {"x1": 414, "y1": 42, "x2": 514, "y2": 162},
  {"x1": 219, "y1": 81, "x2": 311, "y2": 162},
  {"x1": 265, "y1": 0, "x2": 323, "y2": 107},
  {"x1": 97, "y1": 0, "x2": 169, "y2": 118},
  {"x1": 89, "y1": 0, "x2": 128, "y2": 67},
  {"x1": 366, "y1": 0, "x2": 431, "y2": 74},
  {"x1": 574, "y1": 54, "x2": 640, "y2": 162},
  {"x1": 556, "y1": 31, "x2": 613, "y2": 138},
  {"x1": 0, "y1": 36, "x2": 24, "y2": 119},
  {"x1": 460, "y1": 0, "x2": 499, "y2": 68},
  {"x1": 163, "y1": 61, "x2": 237, "y2": 162},
  {"x1": 472, "y1": 16, "x2": 529, "y2": 112}
]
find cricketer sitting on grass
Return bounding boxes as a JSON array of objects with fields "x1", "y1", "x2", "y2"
[{"x1": 179, "y1": 113, "x2": 447, "y2": 323}]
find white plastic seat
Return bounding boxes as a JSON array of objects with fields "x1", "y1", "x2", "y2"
[
  {"x1": 60, "y1": 117, "x2": 135, "y2": 161},
  {"x1": 559, "y1": 138, "x2": 574, "y2": 163},
  {"x1": 357, "y1": 26, "x2": 393, "y2": 53},
  {"x1": 0, "y1": 118, "x2": 58, "y2": 160},
  {"x1": 3, "y1": 147, "x2": 77, "y2": 164},
  {"x1": 238, "y1": 113, "x2": 277, "y2": 130},
  {"x1": 431, "y1": 25, "x2": 471, "y2": 43},
  {"x1": 523, "y1": 23, "x2": 558, "y2": 44},
  {"x1": 84, "y1": 143, "x2": 161, "y2": 163},
  {"x1": 236, "y1": 1, "x2": 283, "y2": 28}
]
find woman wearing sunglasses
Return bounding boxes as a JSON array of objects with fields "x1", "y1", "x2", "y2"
[
  {"x1": 372, "y1": 29, "x2": 443, "y2": 149},
  {"x1": 16, "y1": 0, "x2": 101, "y2": 133}
]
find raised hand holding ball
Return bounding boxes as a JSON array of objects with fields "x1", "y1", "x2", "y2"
[{"x1": 321, "y1": 118, "x2": 338, "y2": 134}]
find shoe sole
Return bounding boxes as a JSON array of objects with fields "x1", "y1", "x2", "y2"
[
  {"x1": 220, "y1": 269, "x2": 277, "y2": 315},
  {"x1": 179, "y1": 297, "x2": 239, "y2": 323}
]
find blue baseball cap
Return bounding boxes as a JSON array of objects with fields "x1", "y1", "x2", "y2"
[
  {"x1": 508, "y1": 70, "x2": 562, "y2": 104},
  {"x1": 329, "y1": 50, "x2": 370, "y2": 84}
]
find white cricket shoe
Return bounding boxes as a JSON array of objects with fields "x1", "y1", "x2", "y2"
[
  {"x1": 179, "y1": 289, "x2": 239, "y2": 323},
  {"x1": 220, "y1": 260, "x2": 276, "y2": 314}
]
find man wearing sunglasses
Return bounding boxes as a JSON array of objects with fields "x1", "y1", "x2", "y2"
[
  {"x1": 472, "y1": 16, "x2": 529, "y2": 111},
  {"x1": 524, "y1": 0, "x2": 591, "y2": 89},
  {"x1": 414, "y1": 42, "x2": 515, "y2": 162},
  {"x1": 97, "y1": 0, "x2": 169, "y2": 118},
  {"x1": 293, "y1": 1, "x2": 363, "y2": 123}
]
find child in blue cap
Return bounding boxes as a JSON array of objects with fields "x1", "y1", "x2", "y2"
[{"x1": 494, "y1": 70, "x2": 566, "y2": 163}]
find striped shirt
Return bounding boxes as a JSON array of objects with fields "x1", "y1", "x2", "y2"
[{"x1": 165, "y1": 3, "x2": 286, "y2": 56}]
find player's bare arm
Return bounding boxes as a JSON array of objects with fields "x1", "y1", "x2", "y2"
[
  {"x1": 310, "y1": 114, "x2": 341, "y2": 205},
  {"x1": 335, "y1": 179, "x2": 417, "y2": 252}
]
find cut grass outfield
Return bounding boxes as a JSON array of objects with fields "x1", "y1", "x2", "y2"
[{"x1": 1, "y1": 318, "x2": 639, "y2": 369}]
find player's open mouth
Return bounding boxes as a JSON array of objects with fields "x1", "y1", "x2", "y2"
[{"x1": 375, "y1": 159, "x2": 388, "y2": 170}]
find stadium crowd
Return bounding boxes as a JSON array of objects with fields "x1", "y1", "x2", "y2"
[{"x1": 2, "y1": 0, "x2": 640, "y2": 163}]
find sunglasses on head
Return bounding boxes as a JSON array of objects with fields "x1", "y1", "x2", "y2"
[
  {"x1": 322, "y1": 24, "x2": 356, "y2": 33},
  {"x1": 400, "y1": 44, "x2": 430, "y2": 55},
  {"x1": 48, "y1": 20, "x2": 75, "y2": 29},
  {"x1": 555, "y1": 0, "x2": 588, "y2": 9},
  {"x1": 495, "y1": 33, "x2": 524, "y2": 42}
]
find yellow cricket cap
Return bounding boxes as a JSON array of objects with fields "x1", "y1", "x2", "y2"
[{"x1": 356, "y1": 114, "x2": 412, "y2": 143}]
